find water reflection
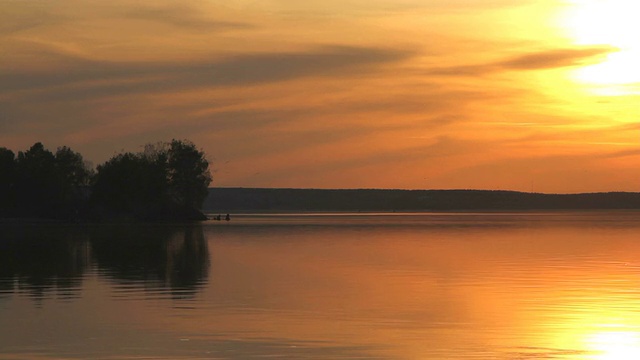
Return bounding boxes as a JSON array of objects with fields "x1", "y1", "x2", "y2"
[
  {"x1": 0, "y1": 226, "x2": 88, "y2": 302},
  {"x1": 5, "y1": 213, "x2": 640, "y2": 359},
  {"x1": 587, "y1": 330, "x2": 640, "y2": 360},
  {"x1": 0, "y1": 224, "x2": 209, "y2": 301},
  {"x1": 91, "y1": 225, "x2": 209, "y2": 299},
  {"x1": 199, "y1": 213, "x2": 640, "y2": 360}
]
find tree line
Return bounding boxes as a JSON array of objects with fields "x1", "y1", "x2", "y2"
[{"x1": 0, "y1": 139, "x2": 211, "y2": 221}]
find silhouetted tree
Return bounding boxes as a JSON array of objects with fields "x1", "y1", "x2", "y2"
[
  {"x1": 91, "y1": 139, "x2": 211, "y2": 221},
  {"x1": 55, "y1": 146, "x2": 92, "y2": 188},
  {"x1": 55, "y1": 146, "x2": 93, "y2": 217},
  {"x1": 14, "y1": 143, "x2": 60, "y2": 217},
  {"x1": 91, "y1": 152, "x2": 168, "y2": 219},
  {"x1": 167, "y1": 139, "x2": 212, "y2": 210},
  {"x1": 0, "y1": 147, "x2": 16, "y2": 215},
  {"x1": 1, "y1": 143, "x2": 93, "y2": 219},
  {"x1": 2, "y1": 140, "x2": 209, "y2": 221}
]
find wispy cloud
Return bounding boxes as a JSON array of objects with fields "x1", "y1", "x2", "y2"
[
  {"x1": 1, "y1": 46, "x2": 414, "y2": 99},
  {"x1": 426, "y1": 47, "x2": 615, "y2": 77},
  {"x1": 498, "y1": 47, "x2": 614, "y2": 70},
  {"x1": 120, "y1": 4, "x2": 253, "y2": 31},
  {"x1": 244, "y1": 0, "x2": 536, "y2": 16}
]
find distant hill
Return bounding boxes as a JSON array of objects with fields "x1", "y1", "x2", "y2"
[{"x1": 204, "y1": 188, "x2": 640, "y2": 212}]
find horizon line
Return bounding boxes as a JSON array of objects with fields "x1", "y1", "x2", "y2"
[{"x1": 209, "y1": 187, "x2": 640, "y2": 196}]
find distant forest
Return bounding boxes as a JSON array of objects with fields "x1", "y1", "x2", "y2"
[
  {"x1": 205, "y1": 188, "x2": 640, "y2": 212},
  {"x1": 0, "y1": 140, "x2": 211, "y2": 221}
]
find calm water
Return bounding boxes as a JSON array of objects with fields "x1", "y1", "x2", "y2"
[{"x1": 3, "y1": 212, "x2": 640, "y2": 359}]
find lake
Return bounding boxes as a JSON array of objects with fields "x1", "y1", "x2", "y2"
[{"x1": 2, "y1": 212, "x2": 640, "y2": 359}]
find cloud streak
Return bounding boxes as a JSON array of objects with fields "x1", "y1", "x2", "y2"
[
  {"x1": 121, "y1": 5, "x2": 252, "y2": 31},
  {"x1": 498, "y1": 47, "x2": 614, "y2": 70},
  {"x1": 0, "y1": 46, "x2": 414, "y2": 100},
  {"x1": 426, "y1": 47, "x2": 615, "y2": 77}
]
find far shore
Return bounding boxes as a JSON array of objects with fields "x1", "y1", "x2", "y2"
[
  {"x1": 204, "y1": 188, "x2": 640, "y2": 213},
  {"x1": 5, "y1": 188, "x2": 640, "y2": 224},
  {"x1": 0, "y1": 217, "x2": 67, "y2": 224}
]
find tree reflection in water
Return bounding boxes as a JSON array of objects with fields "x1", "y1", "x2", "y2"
[
  {"x1": 0, "y1": 224, "x2": 209, "y2": 302},
  {"x1": 0, "y1": 225, "x2": 89, "y2": 303},
  {"x1": 91, "y1": 224, "x2": 209, "y2": 299}
]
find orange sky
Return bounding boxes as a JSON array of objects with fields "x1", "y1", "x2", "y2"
[{"x1": 1, "y1": 0, "x2": 639, "y2": 193}]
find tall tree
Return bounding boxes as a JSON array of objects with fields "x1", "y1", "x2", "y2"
[
  {"x1": 55, "y1": 146, "x2": 91, "y2": 188},
  {"x1": 90, "y1": 139, "x2": 212, "y2": 221},
  {"x1": 15, "y1": 142, "x2": 59, "y2": 217},
  {"x1": 0, "y1": 147, "x2": 16, "y2": 215},
  {"x1": 5, "y1": 143, "x2": 93, "y2": 219},
  {"x1": 166, "y1": 139, "x2": 212, "y2": 210},
  {"x1": 91, "y1": 152, "x2": 167, "y2": 218},
  {"x1": 55, "y1": 146, "x2": 93, "y2": 215}
]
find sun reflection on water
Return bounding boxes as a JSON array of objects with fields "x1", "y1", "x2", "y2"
[{"x1": 586, "y1": 330, "x2": 640, "y2": 360}]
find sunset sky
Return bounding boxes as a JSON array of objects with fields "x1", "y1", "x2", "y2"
[{"x1": 1, "y1": 0, "x2": 639, "y2": 193}]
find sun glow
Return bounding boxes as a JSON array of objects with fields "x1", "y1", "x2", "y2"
[
  {"x1": 587, "y1": 331, "x2": 640, "y2": 360},
  {"x1": 562, "y1": 0, "x2": 640, "y2": 94}
]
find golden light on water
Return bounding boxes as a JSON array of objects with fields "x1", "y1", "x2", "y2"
[
  {"x1": 586, "y1": 330, "x2": 640, "y2": 360},
  {"x1": 562, "y1": 0, "x2": 640, "y2": 94}
]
